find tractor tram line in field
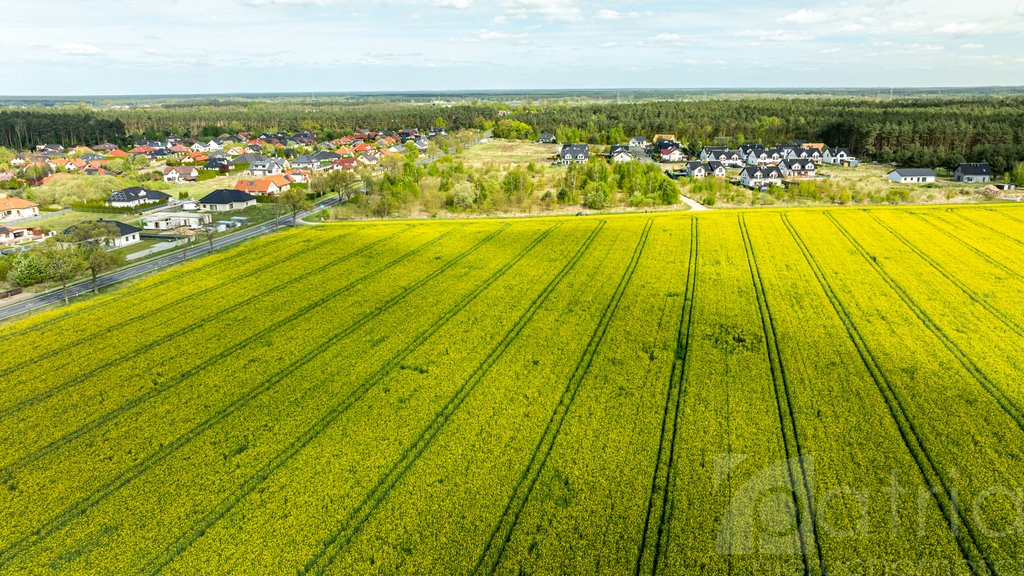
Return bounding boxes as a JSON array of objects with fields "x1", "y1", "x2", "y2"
[
  {"x1": 865, "y1": 212, "x2": 1024, "y2": 340},
  {"x1": 471, "y1": 220, "x2": 654, "y2": 576},
  {"x1": 780, "y1": 214, "x2": 993, "y2": 576},
  {"x1": 635, "y1": 218, "x2": 698, "y2": 576},
  {"x1": 0, "y1": 226, "x2": 446, "y2": 475},
  {"x1": 905, "y1": 211, "x2": 1024, "y2": 282},
  {"x1": 295, "y1": 221, "x2": 608, "y2": 576},
  {"x1": 0, "y1": 224, "x2": 503, "y2": 568},
  {"x1": 739, "y1": 214, "x2": 825, "y2": 576},
  {"x1": 0, "y1": 228, "x2": 364, "y2": 381},
  {"x1": 953, "y1": 210, "x2": 1024, "y2": 247},
  {"x1": 137, "y1": 223, "x2": 571, "y2": 575},
  {"x1": 825, "y1": 213, "x2": 1024, "y2": 435}
]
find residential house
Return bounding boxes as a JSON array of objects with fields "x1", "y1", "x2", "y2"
[
  {"x1": 888, "y1": 168, "x2": 936, "y2": 184},
  {"x1": 0, "y1": 225, "x2": 45, "y2": 247},
  {"x1": 778, "y1": 159, "x2": 817, "y2": 179},
  {"x1": 555, "y1": 144, "x2": 589, "y2": 165},
  {"x1": 106, "y1": 186, "x2": 171, "y2": 208},
  {"x1": 64, "y1": 219, "x2": 142, "y2": 248},
  {"x1": 684, "y1": 161, "x2": 726, "y2": 179},
  {"x1": 199, "y1": 189, "x2": 257, "y2": 212},
  {"x1": 822, "y1": 147, "x2": 856, "y2": 166},
  {"x1": 0, "y1": 197, "x2": 40, "y2": 221},
  {"x1": 538, "y1": 133, "x2": 557, "y2": 144},
  {"x1": 699, "y1": 146, "x2": 729, "y2": 161},
  {"x1": 129, "y1": 145, "x2": 156, "y2": 155},
  {"x1": 332, "y1": 158, "x2": 359, "y2": 172},
  {"x1": 746, "y1": 148, "x2": 785, "y2": 166},
  {"x1": 93, "y1": 143, "x2": 117, "y2": 152},
  {"x1": 706, "y1": 149, "x2": 744, "y2": 168},
  {"x1": 248, "y1": 158, "x2": 288, "y2": 177},
  {"x1": 784, "y1": 147, "x2": 823, "y2": 162},
  {"x1": 609, "y1": 145, "x2": 635, "y2": 163},
  {"x1": 659, "y1": 146, "x2": 685, "y2": 163},
  {"x1": 163, "y1": 166, "x2": 199, "y2": 183},
  {"x1": 108, "y1": 149, "x2": 130, "y2": 158},
  {"x1": 284, "y1": 169, "x2": 311, "y2": 183},
  {"x1": 234, "y1": 179, "x2": 280, "y2": 195},
  {"x1": 203, "y1": 157, "x2": 234, "y2": 172},
  {"x1": 739, "y1": 166, "x2": 784, "y2": 188},
  {"x1": 629, "y1": 136, "x2": 649, "y2": 148},
  {"x1": 954, "y1": 163, "x2": 993, "y2": 183},
  {"x1": 652, "y1": 134, "x2": 677, "y2": 145}
]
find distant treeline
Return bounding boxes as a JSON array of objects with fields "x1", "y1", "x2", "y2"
[
  {"x1": 0, "y1": 110, "x2": 126, "y2": 150},
  {"x1": 3, "y1": 96, "x2": 1023, "y2": 172}
]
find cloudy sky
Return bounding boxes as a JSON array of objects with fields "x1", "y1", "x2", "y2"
[{"x1": 4, "y1": 0, "x2": 1024, "y2": 95}]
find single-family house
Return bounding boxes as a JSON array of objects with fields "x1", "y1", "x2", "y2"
[
  {"x1": 0, "y1": 197, "x2": 40, "y2": 221},
  {"x1": 106, "y1": 187, "x2": 171, "y2": 208},
  {"x1": 778, "y1": 159, "x2": 817, "y2": 179},
  {"x1": 822, "y1": 147, "x2": 856, "y2": 166},
  {"x1": 888, "y1": 168, "x2": 937, "y2": 184},
  {"x1": 248, "y1": 158, "x2": 288, "y2": 177},
  {"x1": 538, "y1": 133, "x2": 557, "y2": 144},
  {"x1": 739, "y1": 166, "x2": 784, "y2": 188},
  {"x1": 659, "y1": 146, "x2": 685, "y2": 163},
  {"x1": 332, "y1": 158, "x2": 360, "y2": 172},
  {"x1": 699, "y1": 146, "x2": 729, "y2": 161},
  {"x1": 706, "y1": 149, "x2": 744, "y2": 168},
  {"x1": 64, "y1": 219, "x2": 142, "y2": 248},
  {"x1": 652, "y1": 134, "x2": 677, "y2": 145},
  {"x1": 684, "y1": 161, "x2": 727, "y2": 179},
  {"x1": 0, "y1": 225, "x2": 45, "y2": 247},
  {"x1": 609, "y1": 145, "x2": 635, "y2": 163},
  {"x1": 163, "y1": 166, "x2": 198, "y2": 183},
  {"x1": 143, "y1": 212, "x2": 212, "y2": 230},
  {"x1": 199, "y1": 189, "x2": 257, "y2": 212},
  {"x1": 234, "y1": 178, "x2": 281, "y2": 196},
  {"x1": 555, "y1": 144, "x2": 589, "y2": 165},
  {"x1": 954, "y1": 163, "x2": 993, "y2": 183},
  {"x1": 629, "y1": 136, "x2": 648, "y2": 148}
]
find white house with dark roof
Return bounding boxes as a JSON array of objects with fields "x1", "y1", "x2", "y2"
[
  {"x1": 954, "y1": 163, "x2": 993, "y2": 183},
  {"x1": 199, "y1": 189, "x2": 257, "y2": 212},
  {"x1": 739, "y1": 165, "x2": 784, "y2": 188},
  {"x1": 106, "y1": 187, "x2": 172, "y2": 208},
  {"x1": 555, "y1": 144, "x2": 589, "y2": 165},
  {"x1": 778, "y1": 159, "x2": 817, "y2": 179},
  {"x1": 64, "y1": 219, "x2": 142, "y2": 248},
  {"x1": 822, "y1": 147, "x2": 856, "y2": 165},
  {"x1": 888, "y1": 168, "x2": 936, "y2": 184}
]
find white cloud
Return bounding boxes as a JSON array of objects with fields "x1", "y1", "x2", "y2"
[
  {"x1": 960, "y1": 43, "x2": 985, "y2": 49},
  {"x1": 59, "y1": 43, "x2": 101, "y2": 56},
  {"x1": 434, "y1": 0, "x2": 472, "y2": 8},
  {"x1": 777, "y1": 9, "x2": 827, "y2": 24},
  {"x1": 597, "y1": 9, "x2": 622, "y2": 20},
  {"x1": 838, "y1": 23, "x2": 865, "y2": 32},
  {"x1": 242, "y1": 0, "x2": 333, "y2": 5},
  {"x1": 600, "y1": 41, "x2": 619, "y2": 48},
  {"x1": 934, "y1": 22, "x2": 986, "y2": 36},
  {"x1": 735, "y1": 29, "x2": 814, "y2": 42},
  {"x1": 820, "y1": 47, "x2": 841, "y2": 54},
  {"x1": 491, "y1": 15, "x2": 507, "y2": 24},
  {"x1": 501, "y1": 0, "x2": 581, "y2": 22}
]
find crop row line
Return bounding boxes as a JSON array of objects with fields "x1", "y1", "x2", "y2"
[
  {"x1": 825, "y1": 212, "x2": 1024, "y2": 435},
  {"x1": 473, "y1": 219, "x2": 653, "y2": 576},
  {"x1": 295, "y1": 221, "x2": 606, "y2": 576},
  {"x1": 0, "y1": 228, "x2": 303, "y2": 340},
  {"x1": 781, "y1": 214, "x2": 993, "y2": 576},
  {"x1": 954, "y1": 211, "x2": 1024, "y2": 248},
  {"x1": 0, "y1": 229, "x2": 362, "y2": 379},
  {"x1": 0, "y1": 224, "x2": 488, "y2": 567},
  {"x1": 739, "y1": 214, "x2": 824, "y2": 576},
  {"x1": 905, "y1": 211, "x2": 1024, "y2": 282},
  {"x1": 143, "y1": 221, "x2": 575, "y2": 575},
  {"x1": 866, "y1": 212, "x2": 1024, "y2": 341},
  {"x1": 634, "y1": 218, "x2": 698, "y2": 576},
  {"x1": 0, "y1": 226, "x2": 409, "y2": 428}
]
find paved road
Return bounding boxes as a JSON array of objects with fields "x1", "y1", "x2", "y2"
[{"x1": 0, "y1": 197, "x2": 339, "y2": 322}]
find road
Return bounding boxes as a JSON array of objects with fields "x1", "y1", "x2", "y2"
[{"x1": 0, "y1": 197, "x2": 339, "y2": 323}]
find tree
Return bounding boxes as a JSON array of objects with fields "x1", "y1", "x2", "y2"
[
  {"x1": 7, "y1": 252, "x2": 48, "y2": 287},
  {"x1": 200, "y1": 226, "x2": 217, "y2": 251},
  {"x1": 38, "y1": 239, "x2": 86, "y2": 306},
  {"x1": 64, "y1": 220, "x2": 123, "y2": 294},
  {"x1": 280, "y1": 187, "x2": 311, "y2": 226}
]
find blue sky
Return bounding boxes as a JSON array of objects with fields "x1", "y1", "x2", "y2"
[{"x1": 4, "y1": 0, "x2": 1024, "y2": 95}]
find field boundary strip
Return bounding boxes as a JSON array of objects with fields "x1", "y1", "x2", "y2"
[
  {"x1": 904, "y1": 211, "x2": 1024, "y2": 281},
  {"x1": 293, "y1": 221, "x2": 607, "y2": 576},
  {"x1": 825, "y1": 212, "x2": 1024, "y2": 434},
  {"x1": 0, "y1": 228, "x2": 306, "y2": 339},
  {"x1": 0, "y1": 224, "x2": 496, "y2": 568},
  {"x1": 781, "y1": 214, "x2": 993, "y2": 576},
  {"x1": 0, "y1": 226, "x2": 412, "y2": 429},
  {"x1": 0, "y1": 228, "x2": 364, "y2": 379},
  {"x1": 140, "y1": 221, "x2": 575, "y2": 575},
  {"x1": 471, "y1": 219, "x2": 654, "y2": 576},
  {"x1": 739, "y1": 214, "x2": 824, "y2": 576},
  {"x1": 865, "y1": 211, "x2": 1024, "y2": 340},
  {"x1": 634, "y1": 218, "x2": 698, "y2": 576}
]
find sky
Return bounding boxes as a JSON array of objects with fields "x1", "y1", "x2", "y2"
[{"x1": 3, "y1": 0, "x2": 1024, "y2": 95}]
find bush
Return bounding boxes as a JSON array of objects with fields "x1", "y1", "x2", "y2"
[{"x1": 7, "y1": 253, "x2": 48, "y2": 287}]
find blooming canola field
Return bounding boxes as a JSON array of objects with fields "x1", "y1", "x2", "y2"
[{"x1": 2, "y1": 205, "x2": 1024, "y2": 575}]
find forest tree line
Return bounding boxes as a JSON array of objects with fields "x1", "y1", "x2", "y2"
[{"x1": 2, "y1": 97, "x2": 1022, "y2": 173}]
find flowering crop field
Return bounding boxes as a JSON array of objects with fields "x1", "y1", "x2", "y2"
[{"x1": 2, "y1": 205, "x2": 1024, "y2": 575}]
